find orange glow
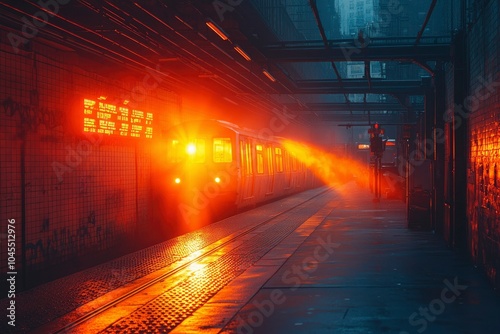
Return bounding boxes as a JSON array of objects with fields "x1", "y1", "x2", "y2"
[
  {"x1": 357, "y1": 144, "x2": 370, "y2": 150},
  {"x1": 83, "y1": 98, "x2": 153, "y2": 138},
  {"x1": 175, "y1": 177, "x2": 181, "y2": 184},
  {"x1": 186, "y1": 143, "x2": 197, "y2": 155},
  {"x1": 206, "y1": 21, "x2": 229, "y2": 41},
  {"x1": 187, "y1": 262, "x2": 205, "y2": 273},
  {"x1": 262, "y1": 69, "x2": 276, "y2": 82},
  {"x1": 280, "y1": 139, "x2": 370, "y2": 189},
  {"x1": 234, "y1": 46, "x2": 252, "y2": 61},
  {"x1": 214, "y1": 177, "x2": 221, "y2": 183}
]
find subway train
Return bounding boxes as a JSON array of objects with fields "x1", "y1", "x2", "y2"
[{"x1": 153, "y1": 119, "x2": 320, "y2": 231}]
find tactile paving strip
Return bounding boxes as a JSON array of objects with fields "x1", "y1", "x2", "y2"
[{"x1": 100, "y1": 193, "x2": 334, "y2": 333}]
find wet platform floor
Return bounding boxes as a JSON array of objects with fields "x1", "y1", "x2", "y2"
[{"x1": 2, "y1": 183, "x2": 499, "y2": 333}]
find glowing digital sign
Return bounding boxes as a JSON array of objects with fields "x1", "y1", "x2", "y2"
[{"x1": 83, "y1": 98, "x2": 153, "y2": 139}]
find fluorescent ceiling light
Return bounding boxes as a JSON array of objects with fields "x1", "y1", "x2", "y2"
[
  {"x1": 262, "y1": 69, "x2": 276, "y2": 82},
  {"x1": 206, "y1": 20, "x2": 229, "y2": 41},
  {"x1": 234, "y1": 46, "x2": 251, "y2": 61}
]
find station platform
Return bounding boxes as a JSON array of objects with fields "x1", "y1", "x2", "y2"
[{"x1": 2, "y1": 183, "x2": 500, "y2": 333}]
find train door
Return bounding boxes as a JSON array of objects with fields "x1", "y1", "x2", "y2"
[
  {"x1": 239, "y1": 137, "x2": 254, "y2": 199},
  {"x1": 266, "y1": 145, "x2": 274, "y2": 194}
]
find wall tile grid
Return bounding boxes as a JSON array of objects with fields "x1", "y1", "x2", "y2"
[{"x1": 0, "y1": 35, "x2": 180, "y2": 278}]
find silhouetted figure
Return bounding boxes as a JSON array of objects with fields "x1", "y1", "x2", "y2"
[{"x1": 358, "y1": 29, "x2": 365, "y2": 46}]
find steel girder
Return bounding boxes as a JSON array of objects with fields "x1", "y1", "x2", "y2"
[
  {"x1": 260, "y1": 40, "x2": 451, "y2": 63},
  {"x1": 293, "y1": 79, "x2": 426, "y2": 94}
]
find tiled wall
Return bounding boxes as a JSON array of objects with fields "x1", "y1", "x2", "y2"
[{"x1": 0, "y1": 33, "x2": 181, "y2": 280}]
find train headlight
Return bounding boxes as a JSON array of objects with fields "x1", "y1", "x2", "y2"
[
  {"x1": 174, "y1": 177, "x2": 181, "y2": 184},
  {"x1": 186, "y1": 143, "x2": 196, "y2": 155},
  {"x1": 214, "y1": 177, "x2": 221, "y2": 183}
]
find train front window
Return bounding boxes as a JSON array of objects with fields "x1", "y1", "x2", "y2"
[
  {"x1": 213, "y1": 138, "x2": 232, "y2": 163},
  {"x1": 169, "y1": 139, "x2": 206, "y2": 163}
]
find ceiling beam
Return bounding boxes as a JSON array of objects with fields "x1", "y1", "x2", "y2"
[
  {"x1": 308, "y1": 0, "x2": 351, "y2": 109},
  {"x1": 260, "y1": 42, "x2": 450, "y2": 63},
  {"x1": 293, "y1": 79, "x2": 425, "y2": 94},
  {"x1": 415, "y1": 0, "x2": 439, "y2": 46},
  {"x1": 316, "y1": 113, "x2": 404, "y2": 122},
  {"x1": 285, "y1": 102, "x2": 424, "y2": 112}
]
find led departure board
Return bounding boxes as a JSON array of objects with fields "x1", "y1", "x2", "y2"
[{"x1": 83, "y1": 98, "x2": 153, "y2": 139}]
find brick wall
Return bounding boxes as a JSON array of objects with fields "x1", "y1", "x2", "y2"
[{"x1": 466, "y1": 0, "x2": 500, "y2": 287}]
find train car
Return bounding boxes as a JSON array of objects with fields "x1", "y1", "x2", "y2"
[{"x1": 153, "y1": 120, "x2": 319, "y2": 230}]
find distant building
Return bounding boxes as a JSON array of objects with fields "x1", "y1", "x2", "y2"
[
  {"x1": 335, "y1": 0, "x2": 379, "y2": 37},
  {"x1": 335, "y1": 0, "x2": 383, "y2": 103}
]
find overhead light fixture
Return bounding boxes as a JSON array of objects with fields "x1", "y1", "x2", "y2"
[
  {"x1": 98, "y1": 96, "x2": 107, "y2": 100},
  {"x1": 206, "y1": 20, "x2": 229, "y2": 41},
  {"x1": 234, "y1": 46, "x2": 251, "y2": 61},
  {"x1": 123, "y1": 100, "x2": 130, "y2": 105},
  {"x1": 262, "y1": 69, "x2": 276, "y2": 82}
]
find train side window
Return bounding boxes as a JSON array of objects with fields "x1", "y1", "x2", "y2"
[
  {"x1": 246, "y1": 142, "x2": 253, "y2": 175},
  {"x1": 267, "y1": 146, "x2": 274, "y2": 175},
  {"x1": 240, "y1": 140, "x2": 253, "y2": 175},
  {"x1": 275, "y1": 147, "x2": 283, "y2": 172},
  {"x1": 256, "y1": 144, "x2": 264, "y2": 174},
  {"x1": 213, "y1": 138, "x2": 232, "y2": 163}
]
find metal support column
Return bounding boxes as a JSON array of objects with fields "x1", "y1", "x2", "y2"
[
  {"x1": 434, "y1": 63, "x2": 446, "y2": 235},
  {"x1": 424, "y1": 78, "x2": 436, "y2": 229}
]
